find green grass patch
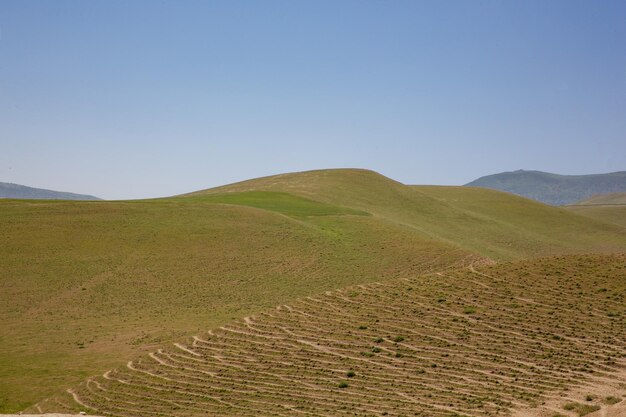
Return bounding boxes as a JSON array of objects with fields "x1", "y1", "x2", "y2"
[
  {"x1": 604, "y1": 396, "x2": 621, "y2": 405},
  {"x1": 563, "y1": 402, "x2": 601, "y2": 416},
  {"x1": 172, "y1": 191, "x2": 369, "y2": 218}
]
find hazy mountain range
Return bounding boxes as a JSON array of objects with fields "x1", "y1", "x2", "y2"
[
  {"x1": 465, "y1": 170, "x2": 626, "y2": 205},
  {"x1": 0, "y1": 182, "x2": 101, "y2": 200}
]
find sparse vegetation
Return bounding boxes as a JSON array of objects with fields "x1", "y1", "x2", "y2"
[
  {"x1": 30, "y1": 254, "x2": 625, "y2": 417},
  {"x1": 3, "y1": 169, "x2": 626, "y2": 413},
  {"x1": 563, "y1": 402, "x2": 601, "y2": 416},
  {"x1": 604, "y1": 396, "x2": 621, "y2": 405}
]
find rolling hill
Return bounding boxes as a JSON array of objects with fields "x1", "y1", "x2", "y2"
[
  {"x1": 31, "y1": 254, "x2": 626, "y2": 417},
  {"x1": 465, "y1": 170, "x2": 626, "y2": 206},
  {"x1": 572, "y1": 192, "x2": 626, "y2": 206},
  {"x1": 0, "y1": 184, "x2": 477, "y2": 412},
  {"x1": 2, "y1": 169, "x2": 626, "y2": 413},
  {"x1": 0, "y1": 182, "x2": 100, "y2": 200},
  {"x1": 566, "y1": 192, "x2": 626, "y2": 228},
  {"x1": 186, "y1": 169, "x2": 626, "y2": 260}
]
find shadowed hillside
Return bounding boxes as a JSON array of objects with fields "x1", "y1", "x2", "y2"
[
  {"x1": 464, "y1": 170, "x2": 626, "y2": 206},
  {"x1": 34, "y1": 254, "x2": 626, "y2": 417}
]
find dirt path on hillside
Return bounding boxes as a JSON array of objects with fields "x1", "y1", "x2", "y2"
[{"x1": 0, "y1": 414, "x2": 103, "y2": 417}]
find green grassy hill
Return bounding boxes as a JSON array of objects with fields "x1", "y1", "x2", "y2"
[
  {"x1": 33, "y1": 254, "x2": 626, "y2": 417},
  {"x1": 566, "y1": 193, "x2": 626, "y2": 228},
  {"x1": 0, "y1": 195, "x2": 474, "y2": 412},
  {"x1": 2, "y1": 169, "x2": 626, "y2": 413},
  {"x1": 187, "y1": 169, "x2": 626, "y2": 260}
]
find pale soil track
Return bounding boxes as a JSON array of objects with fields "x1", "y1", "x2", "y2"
[
  {"x1": 31, "y1": 254, "x2": 626, "y2": 417},
  {"x1": 0, "y1": 414, "x2": 102, "y2": 416},
  {"x1": 512, "y1": 366, "x2": 626, "y2": 417}
]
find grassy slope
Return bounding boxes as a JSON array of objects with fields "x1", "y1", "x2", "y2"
[
  {"x1": 0, "y1": 196, "x2": 473, "y2": 412},
  {"x1": 414, "y1": 185, "x2": 626, "y2": 256},
  {"x1": 573, "y1": 192, "x2": 626, "y2": 205},
  {"x1": 163, "y1": 191, "x2": 369, "y2": 218},
  {"x1": 37, "y1": 254, "x2": 626, "y2": 417},
  {"x1": 565, "y1": 193, "x2": 626, "y2": 228},
  {"x1": 566, "y1": 205, "x2": 626, "y2": 228},
  {"x1": 4, "y1": 169, "x2": 626, "y2": 412},
  {"x1": 187, "y1": 169, "x2": 626, "y2": 260}
]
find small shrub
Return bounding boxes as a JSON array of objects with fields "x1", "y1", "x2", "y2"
[
  {"x1": 464, "y1": 306, "x2": 476, "y2": 314},
  {"x1": 346, "y1": 370, "x2": 355, "y2": 378},
  {"x1": 563, "y1": 402, "x2": 601, "y2": 416},
  {"x1": 358, "y1": 325, "x2": 368, "y2": 330},
  {"x1": 371, "y1": 346, "x2": 381, "y2": 353},
  {"x1": 374, "y1": 337, "x2": 383, "y2": 343},
  {"x1": 338, "y1": 381, "x2": 348, "y2": 388},
  {"x1": 604, "y1": 396, "x2": 621, "y2": 405},
  {"x1": 393, "y1": 336, "x2": 405, "y2": 342}
]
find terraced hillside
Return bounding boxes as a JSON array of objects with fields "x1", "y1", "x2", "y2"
[
  {"x1": 3, "y1": 169, "x2": 626, "y2": 412},
  {"x1": 34, "y1": 254, "x2": 626, "y2": 417},
  {"x1": 0, "y1": 197, "x2": 473, "y2": 412},
  {"x1": 187, "y1": 169, "x2": 626, "y2": 259},
  {"x1": 566, "y1": 193, "x2": 626, "y2": 228}
]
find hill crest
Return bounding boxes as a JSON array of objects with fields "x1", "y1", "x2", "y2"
[{"x1": 181, "y1": 168, "x2": 626, "y2": 260}]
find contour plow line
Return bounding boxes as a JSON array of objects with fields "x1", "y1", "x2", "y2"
[{"x1": 30, "y1": 254, "x2": 626, "y2": 417}]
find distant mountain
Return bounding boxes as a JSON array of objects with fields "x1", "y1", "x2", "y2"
[
  {"x1": 464, "y1": 170, "x2": 626, "y2": 205},
  {"x1": 0, "y1": 182, "x2": 101, "y2": 200}
]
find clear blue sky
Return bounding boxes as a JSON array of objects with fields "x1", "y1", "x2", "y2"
[{"x1": 1, "y1": 0, "x2": 625, "y2": 199}]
